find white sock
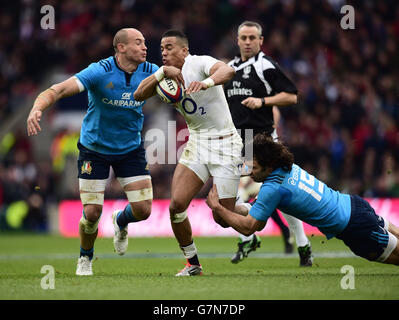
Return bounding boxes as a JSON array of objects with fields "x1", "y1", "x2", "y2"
[
  {"x1": 180, "y1": 242, "x2": 197, "y2": 259},
  {"x1": 281, "y1": 213, "x2": 309, "y2": 247},
  {"x1": 239, "y1": 233, "x2": 254, "y2": 242}
]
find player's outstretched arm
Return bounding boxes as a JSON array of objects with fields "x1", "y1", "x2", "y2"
[
  {"x1": 27, "y1": 77, "x2": 81, "y2": 136},
  {"x1": 206, "y1": 185, "x2": 265, "y2": 236}
]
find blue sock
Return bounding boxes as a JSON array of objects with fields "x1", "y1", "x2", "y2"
[
  {"x1": 116, "y1": 204, "x2": 138, "y2": 228},
  {"x1": 80, "y1": 247, "x2": 94, "y2": 260}
]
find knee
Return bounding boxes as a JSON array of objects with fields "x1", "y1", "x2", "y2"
[
  {"x1": 131, "y1": 201, "x2": 152, "y2": 221},
  {"x1": 83, "y1": 204, "x2": 102, "y2": 222},
  {"x1": 80, "y1": 204, "x2": 102, "y2": 234},
  {"x1": 169, "y1": 198, "x2": 188, "y2": 223},
  {"x1": 169, "y1": 198, "x2": 189, "y2": 215}
]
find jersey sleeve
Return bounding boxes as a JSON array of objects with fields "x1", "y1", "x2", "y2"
[
  {"x1": 198, "y1": 55, "x2": 220, "y2": 76},
  {"x1": 74, "y1": 62, "x2": 102, "y2": 91},
  {"x1": 249, "y1": 184, "x2": 281, "y2": 222},
  {"x1": 263, "y1": 61, "x2": 298, "y2": 94}
]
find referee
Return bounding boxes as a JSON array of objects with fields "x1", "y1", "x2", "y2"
[{"x1": 224, "y1": 21, "x2": 313, "y2": 266}]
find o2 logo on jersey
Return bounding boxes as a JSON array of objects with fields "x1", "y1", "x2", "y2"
[{"x1": 181, "y1": 98, "x2": 206, "y2": 115}]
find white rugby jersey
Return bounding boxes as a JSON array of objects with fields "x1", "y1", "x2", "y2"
[{"x1": 174, "y1": 54, "x2": 237, "y2": 137}]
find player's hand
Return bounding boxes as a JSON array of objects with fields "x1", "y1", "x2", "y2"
[
  {"x1": 206, "y1": 185, "x2": 220, "y2": 210},
  {"x1": 241, "y1": 97, "x2": 262, "y2": 110},
  {"x1": 27, "y1": 108, "x2": 42, "y2": 136},
  {"x1": 163, "y1": 66, "x2": 185, "y2": 87},
  {"x1": 185, "y1": 81, "x2": 207, "y2": 95}
]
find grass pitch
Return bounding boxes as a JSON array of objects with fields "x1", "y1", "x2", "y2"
[{"x1": 0, "y1": 233, "x2": 398, "y2": 300}]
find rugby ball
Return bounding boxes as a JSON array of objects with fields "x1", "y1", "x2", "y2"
[{"x1": 156, "y1": 77, "x2": 183, "y2": 104}]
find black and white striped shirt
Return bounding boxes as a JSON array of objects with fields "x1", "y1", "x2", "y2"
[{"x1": 224, "y1": 51, "x2": 297, "y2": 137}]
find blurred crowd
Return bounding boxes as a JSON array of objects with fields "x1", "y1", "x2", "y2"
[{"x1": 0, "y1": 0, "x2": 398, "y2": 231}]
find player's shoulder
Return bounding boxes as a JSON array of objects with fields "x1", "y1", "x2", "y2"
[
  {"x1": 257, "y1": 178, "x2": 282, "y2": 203},
  {"x1": 75, "y1": 56, "x2": 114, "y2": 85},
  {"x1": 137, "y1": 61, "x2": 159, "y2": 75},
  {"x1": 187, "y1": 54, "x2": 219, "y2": 63},
  {"x1": 183, "y1": 54, "x2": 219, "y2": 73},
  {"x1": 95, "y1": 56, "x2": 114, "y2": 72},
  {"x1": 84, "y1": 56, "x2": 114, "y2": 75},
  {"x1": 265, "y1": 170, "x2": 287, "y2": 185},
  {"x1": 260, "y1": 168, "x2": 289, "y2": 190}
]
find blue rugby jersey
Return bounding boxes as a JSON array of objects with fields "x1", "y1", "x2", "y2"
[
  {"x1": 249, "y1": 164, "x2": 351, "y2": 239},
  {"x1": 75, "y1": 56, "x2": 158, "y2": 155}
]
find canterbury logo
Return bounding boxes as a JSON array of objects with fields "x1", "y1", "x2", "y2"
[{"x1": 105, "y1": 82, "x2": 114, "y2": 89}]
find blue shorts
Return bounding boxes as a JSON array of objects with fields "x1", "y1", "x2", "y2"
[
  {"x1": 77, "y1": 141, "x2": 150, "y2": 179},
  {"x1": 336, "y1": 195, "x2": 390, "y2": 261}
]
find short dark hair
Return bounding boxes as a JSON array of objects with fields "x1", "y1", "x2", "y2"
[
  {"x1": 238, "y1": 21, "x2": 263, "y2": 36},
  {"x1": 162, "y1": 29, "x2": 189, "y2": 47},
  {"x1": 253, "y1": 133, "x2": 294, "y2": 172}
]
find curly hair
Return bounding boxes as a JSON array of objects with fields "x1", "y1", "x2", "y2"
[{"x1": 253, "y1": 133, "x2": 294, "y2": 172}]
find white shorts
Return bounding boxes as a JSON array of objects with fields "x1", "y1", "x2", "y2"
[{"x1": 179, "y1": 131, "x2": 243, "y2": 199}]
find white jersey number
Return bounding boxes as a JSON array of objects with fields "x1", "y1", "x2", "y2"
[{"x1": 298, "y1": 170, "x2": 324, "y2": 201}]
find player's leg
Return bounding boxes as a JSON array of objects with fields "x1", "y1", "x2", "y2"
[
  {"x1": 378, "y1": 222, "x2": 399, "y2": 265},
  {"x1": 77, "y1": 179, "x2": 107, "y2": 276},
  {"x1": 388, "y1": 222, "x2": 399, "y2": 238},
  {"x1": 79, "y1": 203, "x2": 103, "y2": 254},
  {"x1": 76, "y1": 143, "x2": 110, "y2": 275},
  {"x1": 236, "y1": 178, "x2": 292, "y2": 257},
  {"x1": 382, "y1": 239, "x2": 399, "y2": 265},
  {"x1": 336, "y1": 195, "x2": 399, "y2": 265},
  {"x1": 271, "y1": 210, "x2": 294, "y2": 253},
  {"x1": 281, "y1": 212, "x2": 313, "y2": 266},
  {"x1": 171, "y1": 163, "x2": 207, "y2": 276},
  {"x1": 110, "y1": 143, "x2": 153, "y2": 255},
  {"x1": 233, "y1": 177, "x2": 260, "y2": 257},
  {"x1": 232, "y1": 233, "x2": 261, "y2": 262},
  {"x1": 117, "y1": 177, "x2": 152, "y2": 222},
  {"x1": 112, "y1": 176, "x2": 152, "y2": 255},
  {"x1": 231, "y1": 195, "x2": 262, "y2": 263},
  {"x1": 213, "y1": 175, "x2": 263, "y2": 264}
]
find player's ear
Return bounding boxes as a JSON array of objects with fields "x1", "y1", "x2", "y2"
[
  {"x1": 117, "y1": 42, "x2": 126, "y2": 53},
  {"x1": 259, "y1": 36, "x2": 264, "y2": 46}
]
